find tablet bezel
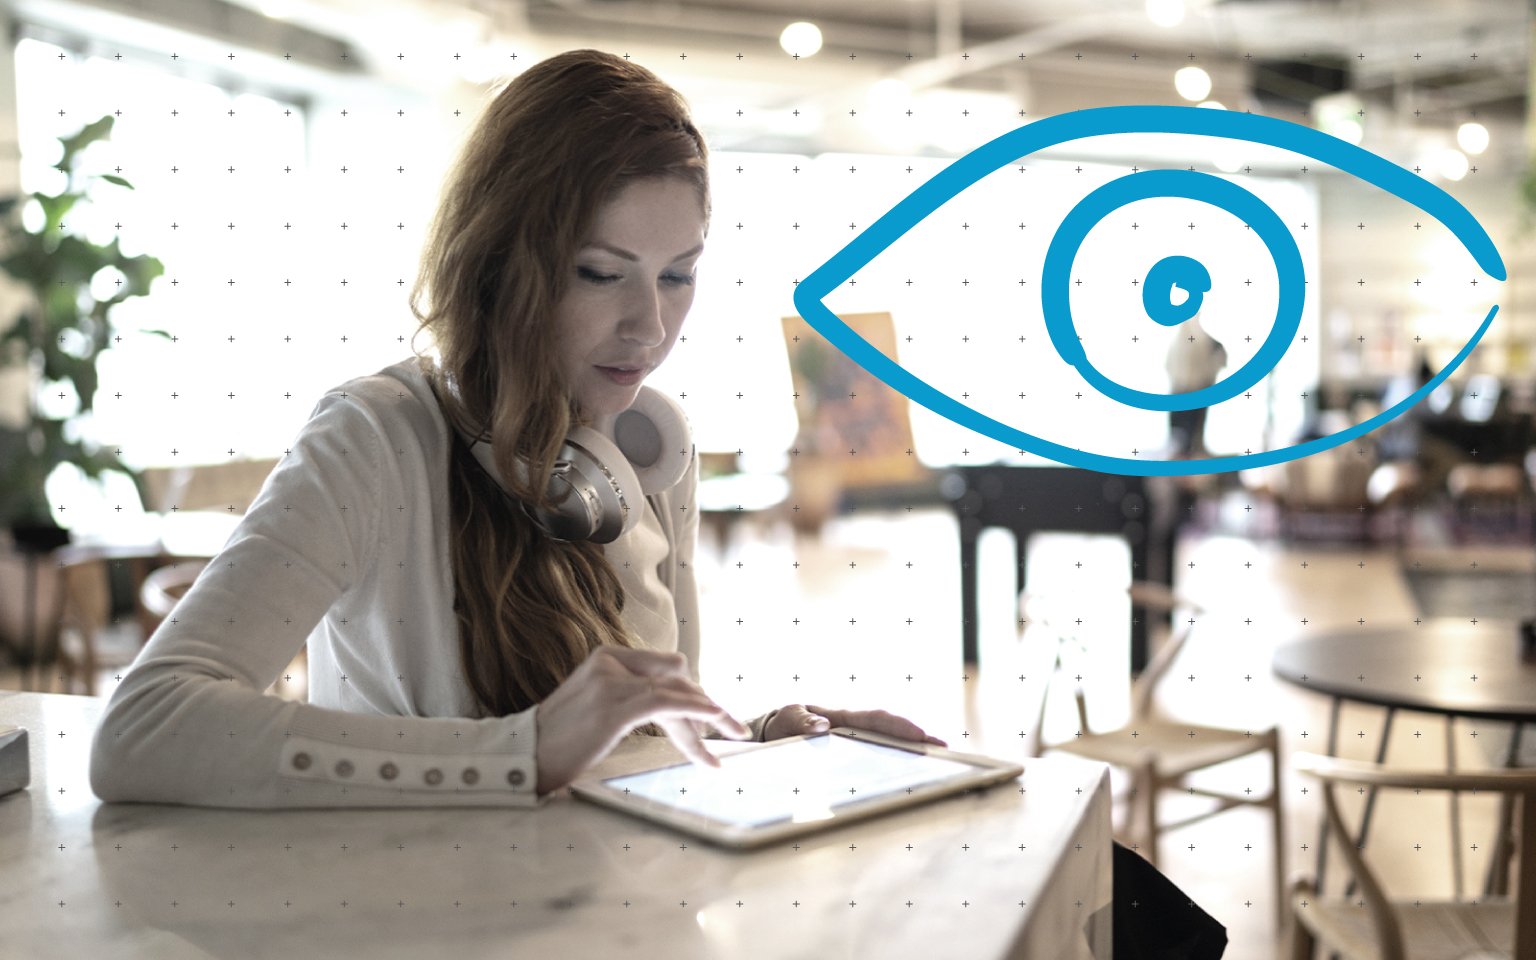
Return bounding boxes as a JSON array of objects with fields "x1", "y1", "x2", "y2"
[{"x1": 569, "y1": 727, "x2": 1024, "y2": 849}]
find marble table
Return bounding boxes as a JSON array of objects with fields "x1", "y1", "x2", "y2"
[{"x1": 0, "y1": 691, "x2": 1112, "y2": 959}]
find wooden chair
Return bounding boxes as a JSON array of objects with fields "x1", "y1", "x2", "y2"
[
  {"x1": 140, "y1": 458, "x2": 312, "y2": 700},
  {"x1": 138, "y1": 458, "x2": 281, "y2": 520},
  {"x1": 1287, "y1": 752, "x2": 1536, "y2": 960},
  {"x1": 134, "y1": 457, "x2": 280, "y2": 634},
  {"x1": 1026, "y1": 581, "x2": 1286, "y2": 930},
  {"x1": 138, "y1": 559, "x2": 207, "y2": 626},
  {"x1": 49, "y1": 552, "x2": 152, "y2": 696}
]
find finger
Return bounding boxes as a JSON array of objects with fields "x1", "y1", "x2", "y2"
[
  {"x1": 804, "y1": 704, "x2": 854, "y2": 730},
  {"x1": 647, "y1": 676, "x2": 752, "y2": 740},
  {"x1": 636, "y1": 680, "x2": 752, "y2": 742},
  {"x1": 808, "y1": 705, "x2": 931, "y2": 744},
  {"x1": 768, "y1": 704, "x2": 830, "y2": 739},
  {"x1": 798, "y1": 708, "x2": 832, "y2": 734},
  {"x1": 656, "y1": 717, "x2": 719, "y2": 768}
]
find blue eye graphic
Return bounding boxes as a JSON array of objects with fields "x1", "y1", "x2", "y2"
[{"x1": 791, "y1": 104, "x2": 1506, "y2": 476}]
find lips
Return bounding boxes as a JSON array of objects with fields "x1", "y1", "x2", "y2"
[{"x1": 597, "y1": 365, "x2": 647, "y2": 385}]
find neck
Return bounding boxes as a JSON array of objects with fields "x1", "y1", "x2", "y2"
[{"x1": 588, "y1": 412, "x2": 618, "y2": 437}]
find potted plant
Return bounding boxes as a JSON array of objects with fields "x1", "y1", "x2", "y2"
[{"x1": 0, "y1": 115, "x2": 166, "y2": 663}]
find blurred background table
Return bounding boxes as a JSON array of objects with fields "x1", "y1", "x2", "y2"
[{"x1": 941, "y1": 465, "x2": 1181, "y2": 672}]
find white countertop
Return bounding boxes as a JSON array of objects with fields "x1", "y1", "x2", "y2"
[{"x1": 0, "y1": 691, "x2": 1112, "y2": 960}]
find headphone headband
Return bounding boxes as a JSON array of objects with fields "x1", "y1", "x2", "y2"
[{"x1": 438, "y1": 367, "x2": 693, "y2": 543}]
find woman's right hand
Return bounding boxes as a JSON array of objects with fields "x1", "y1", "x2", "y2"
[{"x1": 533, "y1": 645, "x2": 751, "y2": 795}]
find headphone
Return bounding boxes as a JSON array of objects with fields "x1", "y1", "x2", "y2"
[{"x1": 438, "y1": 369, "x2": 694, "y2": 544}]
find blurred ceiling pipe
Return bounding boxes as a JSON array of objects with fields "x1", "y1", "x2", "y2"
[
  {"x1": 536, "y1": 0, "x2": 915, "y2": 55},
  {"x1": 894, "y1": 10, "x2": 1150, "y2": 92}
]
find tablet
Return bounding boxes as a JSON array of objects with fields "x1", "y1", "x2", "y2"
[{"x1": 570, "y1": 728, "x2": 1024, "y2": 849}]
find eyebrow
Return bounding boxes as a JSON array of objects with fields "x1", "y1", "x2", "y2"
[{"x1": 585, "y1": 241, "x2": 704, "y2": 263}]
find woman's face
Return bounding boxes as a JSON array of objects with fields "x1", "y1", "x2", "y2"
[{"x1": 553, "y1": 176, "x2": 707, "y2": 420}]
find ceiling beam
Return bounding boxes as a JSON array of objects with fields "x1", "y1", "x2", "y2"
[
  {"x1": 7, "y1": 0, "x2": 359, "y2": 73},
  {"x1": 532, "y1": 0, "x2": 919, "y2": 56},
  {"x1": 894, "y1": 10, "x2": 1152, "y2": 92}
]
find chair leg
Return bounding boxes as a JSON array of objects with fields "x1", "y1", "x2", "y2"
[
  {"x1": 1138, "y1": 758, "x2": 1160, "y2": 868},
  {"x1": 1271, "y1": 735, "x2": 1287, "y2": 933},
  {"x1": 1285, "y1": 878, "x2": 1317, "y2": 960}
]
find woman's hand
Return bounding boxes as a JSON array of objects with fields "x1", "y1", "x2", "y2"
[
  {"x1": 761, "y1": 703, "x2": 948, "y2": 747},
  {"x1": 534, "y1": 645, "x2": 751, "y2": 795}
]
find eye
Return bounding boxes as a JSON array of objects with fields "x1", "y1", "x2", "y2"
[
  {"x1": 577, "y1": 266, "x2": 619, "y2": 284},
  {"x1": 792, "y1": 104, "x2": 1506, "y2": 477},
  {"x1": 663, "y1": 272, "x2": 696, "y2": 287}
]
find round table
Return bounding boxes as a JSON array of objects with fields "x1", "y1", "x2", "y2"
[{"x1": 1272, "y1": 620, "x2": 1536, "y2": 724}]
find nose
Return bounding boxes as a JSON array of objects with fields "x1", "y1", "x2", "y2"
[{"x1": 619, "y1": 284, "x2": 667, "y2": 348}]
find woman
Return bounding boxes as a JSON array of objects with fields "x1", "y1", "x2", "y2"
[{"x1": 89, "y1": 48, "x2": 941, "y2": 808}]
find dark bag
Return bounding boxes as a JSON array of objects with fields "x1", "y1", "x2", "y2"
[{"x1": 1112, "y1": 841, "x2": 1227, "y2": 960}]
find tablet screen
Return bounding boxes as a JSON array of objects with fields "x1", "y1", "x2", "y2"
[{"x1": 600, "y1": 734, "x2": 981, "y2": 828}]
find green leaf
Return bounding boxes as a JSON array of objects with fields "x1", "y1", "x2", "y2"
[
  {"x1": 0, "y1": 229, "x2": 55, "y2": 288},
  {"x1": 0, "y1": 115, "x2": 156, "y2": 528},
  {"x1": 72, "y1": 359, "x2": 99, "y2": 413},
  {"x1": 34, "y1": 192, "x2": 82, "y2": 247},
  {"x1": 55, "y1": 116, "x2": 114, "y2": 174},
  {"x1": 116, "y1": 252, "x2": 165, "y2": 297},
  {"x1": 138, "y1": 328, "x2": 174, "y2": 340}
]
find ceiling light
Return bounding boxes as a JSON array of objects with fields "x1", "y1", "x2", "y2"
[
  {"x1": 1174, "y1": 66, "x2": 1211, "y2": 102},
  {"x1": 869, "y1": 78, "x2": 910, "y2": 110},
  {"x1": 1146, "y1": 0, "x2": 1185, "y2": 28},
  {"x1": 780, "y1": 22, "x2": 823, "y2": 58},
  {"x1": 1333, "y1": 118, "x2": 1363, "y2": 145},
  {"x1": 1439, "y1": 148, "x2": 1468, "y2": 181},
  {"x1": 1457, "y1": 121, "x2": 1489, "y2": 155},
  {"x1": 1212, "y1": 147, "x2": 1244, "y2": 173}
]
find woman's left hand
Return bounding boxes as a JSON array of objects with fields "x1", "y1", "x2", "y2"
[{"x1": 761, "y1": 703, "x2": 947, "y2": 747}]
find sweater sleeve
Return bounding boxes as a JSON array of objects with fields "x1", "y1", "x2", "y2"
[{"x1": 89, "y1": 393, "x2": 542, "y2": 809}]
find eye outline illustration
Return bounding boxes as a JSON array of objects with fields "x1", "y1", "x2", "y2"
[{"x1": 791, "y1": 104, "x2": 1506, "y2": 477}]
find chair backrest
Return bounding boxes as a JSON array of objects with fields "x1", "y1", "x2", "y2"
[
  {"x1": 58, "y1": 557, "x2": 111, "y2": 630},
  {"x1": 1018, "y1": 591, "x2": 1090, "y2": 756},
  {"x1": 1281, "y1": 440, "x2": 1378, "y2": 507},
  {"x1": 1293, "y1": 751, "x2": 1536, "y2": 960},
  {"x1": 1020, "y1": 581, "x2": 1203, "y2": 755},
  {"x1": 139, "y1": 458, "x2": 280, "y2": 515},
  {"x1": 139, "y1": 561, "x2": 209, "y2": 620},
  {"x1": 1126, "y1": 581, "x2": 1204, "y2": 721}
]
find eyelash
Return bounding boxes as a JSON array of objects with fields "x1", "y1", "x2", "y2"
[{"x1": 577, "y1": 266, "x2": 695, "y2": 287}]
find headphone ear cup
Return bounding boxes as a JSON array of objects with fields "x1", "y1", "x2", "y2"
[
  {"x1": 559, "y1": 427, "x2": 644, "y2": 543},
  {"x1": 613, "y1": 386, "x2": 694, "y2": 495},
  {"x1": 464, "y1": 431, "x2": 641, "y2": 544},
  {"x1": 450, "y1": 383, "x2": 690, "y2": 543}
]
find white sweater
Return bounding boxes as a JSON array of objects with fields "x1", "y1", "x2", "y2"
[{"x1": 89, "y1": 356, "x2": 736, "y2": 808}]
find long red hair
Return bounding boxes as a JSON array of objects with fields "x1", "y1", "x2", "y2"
[{"x1": 408, "y1": 49, "x2": 710, "y2": 716}]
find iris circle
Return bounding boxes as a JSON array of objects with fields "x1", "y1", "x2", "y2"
[{"x1": 1040, "y1": 169, "x2": 1304, "y2": 413}]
